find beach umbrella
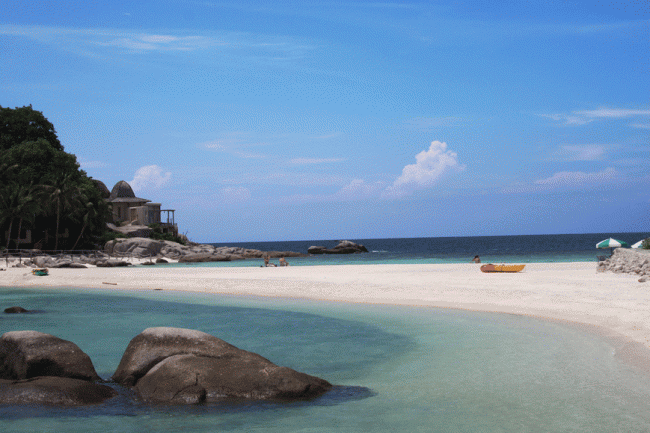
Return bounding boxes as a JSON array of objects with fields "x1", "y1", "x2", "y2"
[
  {"x1": 596, "y1": 238, "x2": 629, "y2": 249},
  {"x1": 596, "y1": 238, "x2": 629, "y2": 256},
  {"x1": 631, "y1": 239, "x2": 646, "y2": 249}
]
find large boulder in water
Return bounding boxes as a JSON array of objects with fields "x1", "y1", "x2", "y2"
[
  {"x1": 112, "y1": 327, "x2": 332, "y2": 404},
  {"x1": 0, "y1": 331, "x2": 116, "y2": 406},
  {"x1": 0, "y1": 331, "x2": 101, "y2": 381},
  {"x1": 308, "y1": 240, "x2": 368, "y2": 255},
  {"x1": 0, "y1": 377, "x2": 117, "y2": 406}
]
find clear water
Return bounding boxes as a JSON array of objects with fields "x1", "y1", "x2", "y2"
[
  {"x1": 156, "y1": 232, "x2": 649, "y2": 268},
  {"x1": 2, "y1": 288, "x2": 650, "y2": 432}
]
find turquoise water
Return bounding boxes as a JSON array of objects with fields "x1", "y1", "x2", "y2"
[{"x1": 2, "y1": 288, "x2": 650, "y2": 432}]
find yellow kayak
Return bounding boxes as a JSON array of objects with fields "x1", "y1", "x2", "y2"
[{"x1": 480, "y1": 264, "x2": 525, "y2": 273}]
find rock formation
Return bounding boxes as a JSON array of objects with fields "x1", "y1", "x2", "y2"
[
  {"x1": 0, "y1": 331, "x2": 116, "y2": 405},
  {"x1": 597, "y1": 248, "x2": 650, "y2": 282},
  {"x1": 112, "y1": 327, "x2": 332, "y2": 404},
  {"x1": 308, "y1": 240, "x2": 369, "y2": 255},
  {"x1": 105, "y1": 237, "x2": 307, "y2": 262},
  {"x1": 4, "y1": 307, "x2": 30, "y2": 314}
]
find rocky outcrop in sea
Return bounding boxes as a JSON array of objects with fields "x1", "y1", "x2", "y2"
[
  {"x1": 0, "y1": 328, "x2": 332, "y2": 406},
  {"x1": 0, "y1": 331, "x2": 117, "y2": 406},
  {"x1": 308, "y1": 240, "x2": 369, "y2": 255},
  {"x1": 597, "y1": 248, "x2": 650, "y2": 282},
  {"x1": 113, "y1": 327, "x2": 332, "y2": 404}
]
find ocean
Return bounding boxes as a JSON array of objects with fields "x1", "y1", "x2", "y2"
[
  {"x1": 1, "y1": 232, "x2": 650, "y2": 431},
  {"x1": 185, "y1": 231, "x2": 648, "y2": 267}
]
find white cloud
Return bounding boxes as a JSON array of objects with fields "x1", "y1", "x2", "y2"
[
  {"x1": 290, "y1": 157, "x2": 346, "y2": 164},
  {"x1": 534, "y1": 167, "x2": 617, "y2": 187},
  {"x1": 541, "y1": 107, "x2": 650, "y2": 126},
  {"x1": 382, "y1": 141, "x2": 463, "y2": 199},
  {"x1": 220, "y1": 186, "x2": 251, "y2": 203},
  {"x1": 130, "y1": 165, "x2": 172, "y2": 191},
  {"x1": 558, "y1": 145, "x2": 606, "y2": 161},
  {"x1": 576, "y1": 108, "x2": 650, "y2": 119},
  {"x1": 334, "y1": 179, "x2": 384, "y2": 201},
  {"x1": 538, "y1": 114, "x2": 592, "y2": 126}
]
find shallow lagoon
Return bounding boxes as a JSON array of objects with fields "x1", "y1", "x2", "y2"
[{"x1": 1, "y1": 287, "x2": 650, "y2": 432}]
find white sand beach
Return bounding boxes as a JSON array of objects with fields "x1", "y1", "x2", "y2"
[{"x1": 2, "y1": 261, "x2": 648, "y2": 362}]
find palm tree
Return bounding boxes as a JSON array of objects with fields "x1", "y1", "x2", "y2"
[
  {"x1": 44, "y1": 173, "x2": 82, "y2": 251},
  {"x1": 0, "y1": 182, "x2": 44, "y2": 249},
  {"x1": 71, "y1": 195, "x2": 97, "y2": 250}
]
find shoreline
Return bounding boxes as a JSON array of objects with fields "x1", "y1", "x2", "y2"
[{"x1": 2, "y1": 261, "x2": 649, "y2": 369}]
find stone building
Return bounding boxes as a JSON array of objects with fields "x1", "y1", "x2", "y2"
[{"x1": 107, "y1": 180, "x2": 177, "y2": 235}]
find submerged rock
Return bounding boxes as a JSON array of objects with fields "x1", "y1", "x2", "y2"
[{"x1": 113, "y1": 327, "x2": 332, "y2": 404}]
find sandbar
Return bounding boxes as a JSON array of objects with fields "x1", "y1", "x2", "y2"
[{"x1": 1, "y1": 261, "x2": 648, "y2": 363}]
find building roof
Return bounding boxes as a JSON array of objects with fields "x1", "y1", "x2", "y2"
[{"x1": 109, "y1": 180, "x2": 150, "y2": 203}]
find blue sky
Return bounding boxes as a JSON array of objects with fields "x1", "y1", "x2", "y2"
[{"x1": 1, "y1": 1, "x2": 648, "y2": 242}]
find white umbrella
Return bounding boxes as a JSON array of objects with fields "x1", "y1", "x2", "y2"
[{"x1": 631, "y1": 239, "x2": 646, "y2": 249}]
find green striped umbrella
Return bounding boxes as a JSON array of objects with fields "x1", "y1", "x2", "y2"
[{"x1": 596, "y1": 238, "x2": 629, "y2": 248}]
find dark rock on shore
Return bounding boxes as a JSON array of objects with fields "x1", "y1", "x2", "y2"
[
  {"x1": 308, "y1": 240, "x2": 369, "y2": 255},
  {"x1": 112, "y1": 327, "x2": 332, "y2": 404}
]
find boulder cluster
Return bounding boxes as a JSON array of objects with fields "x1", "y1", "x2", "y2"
[
  {"x1": 0, "y1": 327, "x2": 332, "y2": 407},
  {"x1": 105, "y1": 238, "x2": 307, "y2": 263},
  {"x1": 308, "y1": 240, "x2": 369, "y2": 255},
  {"x1": 597, "y1": 248, "x2": 650, "y2": 282},
  {"x1": 3, "y1": 238, "x2": 369, "y2": 269}
]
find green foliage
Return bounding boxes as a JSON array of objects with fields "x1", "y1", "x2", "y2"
[
  {"x1": 643, "y1": 238, "x2": 650, "y2": 250},
  {"x1": 0, "y1": 107, "x2": 111, "y2": 250},
  {"x1": 0, "y1": 105, "x2": 63, "y2": 152}
]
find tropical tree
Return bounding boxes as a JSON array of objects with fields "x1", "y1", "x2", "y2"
[
  {"x1": 0, "y1": 182, "x2": 44, "y2": 249},
  {"x1": 0, "y1": 105, "x2": 63, "y2": 152},
  {"x1": 0, "y1": 106, "x2": 111, "y2": 249},
  {"x1": 43, "y1": 173, "x2": 82, "y2": 251}
]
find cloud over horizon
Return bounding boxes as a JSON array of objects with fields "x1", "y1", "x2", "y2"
[
  {"x1": 535, "y1": 167, "x2": 617, "y2": 188},
  {"x1": 130, "y1": 165, "x2": 172, "y2": 191},
  {"x1": 382, "y1": 141, "x2": 463, "y2": 199}
]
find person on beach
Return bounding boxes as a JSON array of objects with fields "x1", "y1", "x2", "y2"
[
  {"x1": 279, "y1": 257, "x2": 289, "y2": 267},
  {"x1": 471, "y1": 255, "x2": 481, "y2": 263},
  {"x1": 263, "y1": 254, "x2": 277, "y2": 267}
]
